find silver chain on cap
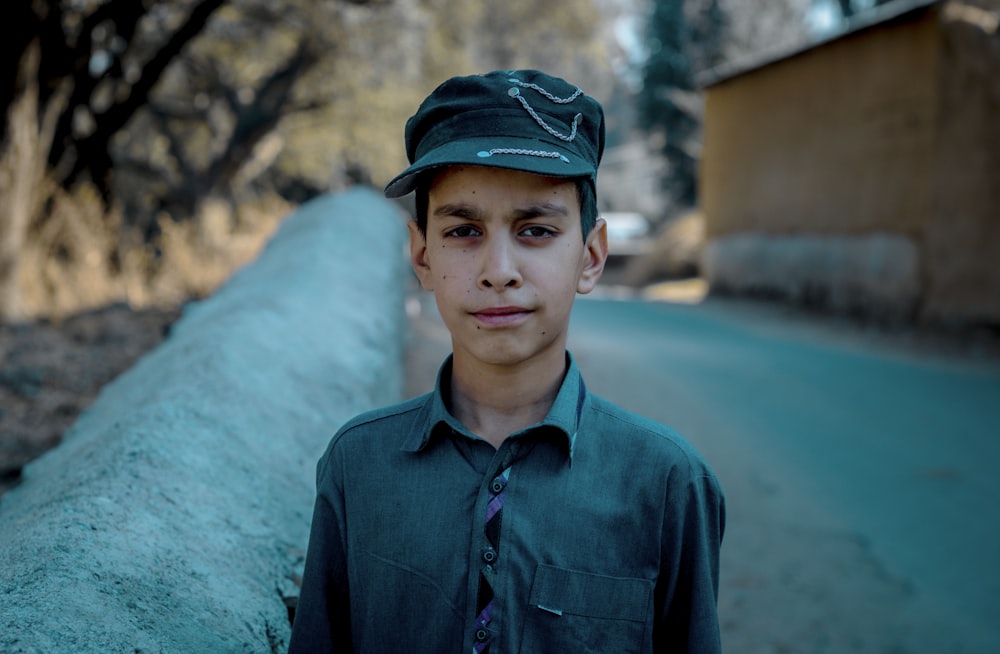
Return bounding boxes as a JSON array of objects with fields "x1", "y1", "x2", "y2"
[
  {"x1": 474, "y1": 74, "x2": 586, "y2": 163},
  {"x1": 476, "y1": 147, "x2": 570, "y2": 163},
  {"x1": 506, "y1": 77, "x2": 584, "y2": 143}
]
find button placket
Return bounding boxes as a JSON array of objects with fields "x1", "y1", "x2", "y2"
[{"x1": 473, "y1": 466, "x2": 511, "y2": 653}]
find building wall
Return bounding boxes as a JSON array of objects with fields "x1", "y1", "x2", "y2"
[
  {"x1": 924, "y1": 7, "x2": 1000, "y2": 323},
  {"x1": 700, "y1": 4, "x2": 1000, "y2": 324},
  {"x1": 701, "y1": 10, "x2": 941, "y2": 239}
]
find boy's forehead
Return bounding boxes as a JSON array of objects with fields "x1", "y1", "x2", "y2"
[
  {"x1": 428, "y1": 164, "x2": 577, "y2": 193},
  {"x1": 427, "y1": 166, "x2": 582, "y2": 225}
]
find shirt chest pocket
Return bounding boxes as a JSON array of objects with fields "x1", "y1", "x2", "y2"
[{"x1": 520, "y1": 564, "x2": 653, "y2": 654}]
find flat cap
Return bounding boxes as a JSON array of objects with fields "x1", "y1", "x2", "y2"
[{"x1": 384, "y1": 69, "x2": 605, "y2": 198}]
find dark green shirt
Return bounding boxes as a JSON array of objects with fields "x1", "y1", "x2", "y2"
[{"x1": 289, "y1": 354, "x2": 725, "y2": 653}]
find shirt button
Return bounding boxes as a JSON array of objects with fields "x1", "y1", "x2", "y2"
[
  {"x1": 482, "y1": 547, "x2": 497, "y2": 564},
  {"x1": 475, "y1": 628, "x2": 489, "y2": 642},
  {"x1": 490, "y1": 479, "x2": 505, "y2": 493}
]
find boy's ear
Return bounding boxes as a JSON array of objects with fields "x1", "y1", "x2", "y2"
[
  {"x1": 408, "y1": 220, "x2": 434, "y2": 291},
  {"x1": 577, "y1": 217, "x2": 608, "y2": 294}
]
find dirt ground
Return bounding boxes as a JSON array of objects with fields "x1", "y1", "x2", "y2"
[{"x1": 0, "y1": 304, "x2": 181, "y2": 496}]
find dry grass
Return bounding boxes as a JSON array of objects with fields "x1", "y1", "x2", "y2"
[
  {"x1": 0, "y1": 41, "x2": 64, "y2": 322},
  {"x1": 10, "y1": 186, "x2": 291, "y2": 321},
  {"x1": 0, "y1": 134, "x2": 290, "y2": 323},
  {"x1": 141, "y1": 196, "x2": 292, "y2": 308}
]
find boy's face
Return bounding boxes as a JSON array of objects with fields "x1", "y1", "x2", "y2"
[{"x1": 409, "y1": 165, "x2": 607, "y2": 369}]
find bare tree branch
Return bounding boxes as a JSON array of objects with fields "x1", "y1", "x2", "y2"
[
  {"x1": 199, "y1": 39, "x2": 320, "y2": 201},
  {"x1": 48, "y1": 0, "x2": 151, "y2": 179},
  {"x1": 60, "y1": 0, "x2": 228, "y2": 195}
]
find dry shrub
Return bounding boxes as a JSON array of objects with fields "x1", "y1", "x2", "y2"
[
  {"x1": 3, "y1": 153, "x2": 290, "y2": 322},
  {"x1": 620, "y1": 210, "x2": 707, "y2": 286},
  {"x1": 0, "y1": 40, "x2": 67, "y2": 322},
  {"x1": 18, "y1": 184, "x2": 128, "y2": 318},
  {"x1": 146, "y1": 195, "x2": 292, "y2": 307}
]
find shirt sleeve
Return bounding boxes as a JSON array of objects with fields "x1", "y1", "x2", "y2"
[
  {"x1": 653, "y1": 469, "x2": 726, "y2": 653},
  {"x1": 288, "y1": 446, "x2": 352, "y2": 653}
]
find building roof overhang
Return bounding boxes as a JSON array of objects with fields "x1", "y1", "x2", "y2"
[{"x1": 697, "y1": 0, "x2": 941, "y2": 89}]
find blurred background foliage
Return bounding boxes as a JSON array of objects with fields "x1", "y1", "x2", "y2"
[{"x1": 0, "y1": 0, "x2": 874, "y2": 321}]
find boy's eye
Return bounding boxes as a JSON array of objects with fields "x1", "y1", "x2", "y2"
[
  {"x1": 520, "y1": 225, "x2": 556, "y2": 238},
  {"x1": 444, "y1": 225, "x2": 481, "y2": 238}
]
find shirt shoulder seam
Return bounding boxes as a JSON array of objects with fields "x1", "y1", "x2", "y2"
[
  {"x1": 318, "y1": 394, "x2": 431, "y2": 478},
  {"x1": 335, "y1": 394, "x2": 429, "y2": 441},
  {"x1": 586, "y1": 394, "x2": 706, "y2": 474}
]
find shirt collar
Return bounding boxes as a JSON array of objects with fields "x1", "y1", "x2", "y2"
[{"x1": 401, "y1": 352, "x2": 588, "y2": 460}]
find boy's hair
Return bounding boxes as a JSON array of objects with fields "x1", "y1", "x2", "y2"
[{"x1": 413, "y1": 175, "x2": 599, "y2": 242}]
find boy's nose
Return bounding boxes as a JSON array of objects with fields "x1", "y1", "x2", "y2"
[{"x1": 479, "y1": 237, "x2": 522, "y2": 290}]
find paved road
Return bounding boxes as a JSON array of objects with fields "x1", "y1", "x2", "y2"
[{"x1": 405, "y1": 288, "x2": 1000, "y2": 653}]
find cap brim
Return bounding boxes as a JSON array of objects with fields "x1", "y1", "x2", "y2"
[{"x1": 384, "y1": 136, "x2": 595, "y2": 198}]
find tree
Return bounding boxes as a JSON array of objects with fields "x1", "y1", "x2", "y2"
[
  {"x1": 0, "y1": 0, "x2": 392, "y2": 319},
  {"x1": 0, "y1": 0, "x2": 613, "y2": 320},
  {"x1": 112, "y1": 0, "x2": 336, "y2": 234},
  {"x1": 637, "y1": 0, "x2": 725, "y2": 208},
  {"x1": 2, "y1": 0, "x2": 230, "y2": 198},
  {"x1": 0, "y1": 0, "x2": 295, "y2": 320},
  {"x1": 720, "y1": 0, "x2": 811, "y2": 62}
]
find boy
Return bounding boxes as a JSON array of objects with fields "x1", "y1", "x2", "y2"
[{"x1": 289, "y1": 69, "x2": 724, "y2": 653}]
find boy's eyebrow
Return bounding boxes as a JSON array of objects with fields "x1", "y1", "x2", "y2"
[
  {"x1": 431, "y1": 202, "x2": 570, "y2": 221},
  {"x1": 432, "y1": 203, "x2": 482, "y2": 220},
  {"x1": 512, "y1": 203, "x2": 570, "y2": 220}
]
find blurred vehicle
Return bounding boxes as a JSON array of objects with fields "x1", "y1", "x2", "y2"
[{"x1": 601, "y1": 211, "x2": 654, "y2": 258}]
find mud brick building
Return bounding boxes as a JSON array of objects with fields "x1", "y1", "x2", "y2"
[{"x1": 699, "y1": 0, "x2": 999, "y2": 324}]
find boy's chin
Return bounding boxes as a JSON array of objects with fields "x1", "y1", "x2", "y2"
[{"x1": 453, "y1": 338, "x2": 565, "y2": 370}]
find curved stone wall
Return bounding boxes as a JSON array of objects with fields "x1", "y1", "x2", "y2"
[{"x1": 0, "y1": 188, "x2": 409, "y2": 653}]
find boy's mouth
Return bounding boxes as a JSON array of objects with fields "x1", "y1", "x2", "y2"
[{"x1": 471, "y1": 306, "x2": 532, "y2": 327}]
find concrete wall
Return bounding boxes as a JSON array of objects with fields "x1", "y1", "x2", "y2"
[
  {"x1": 699, "y1": 3, "x2": 1000, "y2": 324},
  {"x1": 0, "y1": 188, "x2": 409, "y2": 653},
  {"x1": 703, "y1": 232, "x2": 922, "y2": 321},
  {"x1": 925, "y1": 3, "x2": 1000, "y2": 323}
]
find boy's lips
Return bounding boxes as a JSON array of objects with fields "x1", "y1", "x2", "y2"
[{"x1": 471, "y1": 306, "x2": 533, "y2": 327}]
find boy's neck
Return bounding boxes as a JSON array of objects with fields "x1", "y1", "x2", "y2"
[{"x1": 449, "y1": 348, "x2": 568, "y2": 449}]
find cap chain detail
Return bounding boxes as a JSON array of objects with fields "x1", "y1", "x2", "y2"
[
  {"x1": 507, "y1": 79, "x2": 584, "y2": 104},
  {"x1": 506, "y1": 80, "x2": 584, "y2": 143},
  {"x1": 477, "y1": 148, "x2": 570, "y2": 163}
]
